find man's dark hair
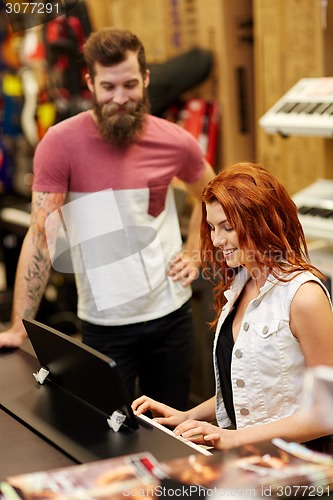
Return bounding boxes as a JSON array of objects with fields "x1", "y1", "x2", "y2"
[{"x1": 83, "y1": 28, "x2": 147, "y2": 79}]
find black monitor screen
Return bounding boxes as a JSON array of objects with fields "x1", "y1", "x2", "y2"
[{"x1": 22, "y1": 319, "x2": 139, "y2": 431}]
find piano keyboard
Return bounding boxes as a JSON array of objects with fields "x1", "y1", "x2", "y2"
[
  {"x1": 292, "y1": 179, "x2": 333, "y2": 243},
  {"x1": 259, "y1": 77, "x2": 333, "y2": 137},
  {"x1": 136, "y1": 413, "x2": 213, "y2": 456}
]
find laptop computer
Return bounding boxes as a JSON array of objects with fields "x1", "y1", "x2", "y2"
[{"x1": 22, "y1": 319, "x2": 212, "y2": 460}]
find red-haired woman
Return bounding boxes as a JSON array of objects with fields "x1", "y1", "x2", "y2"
[{"x1": 132, "y1": 162, "x2": 333, "y2": 451}]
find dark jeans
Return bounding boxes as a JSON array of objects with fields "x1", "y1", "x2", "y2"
[{"x1": 80, "y1": 300, "x2": 195, "y2": 410}]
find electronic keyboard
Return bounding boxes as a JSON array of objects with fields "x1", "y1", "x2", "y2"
[
  {"x1": 292, "y1": 178, "x2": 333, "y2": 242},
  {"x1": 259, "y1": 77, "x2": 333, "y2": 137},
  {"x1": 136, "y1": 413, "x2": 212, "y2": 456}
]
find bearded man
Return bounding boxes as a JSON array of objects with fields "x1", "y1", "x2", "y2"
[{"x1": 0, "y1": 28, "x2": 214, "y2": 409}]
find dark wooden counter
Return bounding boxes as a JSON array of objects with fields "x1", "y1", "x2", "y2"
[{"x1": 0, "y1": 339, "x2": 197, "y2": 482}]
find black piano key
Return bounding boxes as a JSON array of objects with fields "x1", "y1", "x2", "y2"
[
  {"x1": 307, "y1": 207, "x2": 323, "y2": 215},
  {"x1": 322, "y1": 103, "x2": 333, "y2": 115},
  {"x1": 277, "y1": 102, "x2": 299, "y2": 113},
  {"x1": 321, "y1": 209, "x2": 333, "y2": 218},
  {"x1": 303, "y1": 102, "x2": 322, "y2": 114},
  {"x1": 292, "y1": 102, "x2": 311, "y2": 114},
  {"x1": 312, "y1": 208, "x2": 332, "y2": 217},
  {"x1": 298, "y1": 205, "x2": 315, "y2": 215},
  {"x1": 315, "y1": 102, "x2": 332, "y2": 115},
  {"x1": 298, "y1": 206, "x2": 333, "y2": 218}
]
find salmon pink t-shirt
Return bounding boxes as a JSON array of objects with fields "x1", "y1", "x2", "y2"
[{"x1": 32, "y1": 111, "x2": 205, "y2": 325}]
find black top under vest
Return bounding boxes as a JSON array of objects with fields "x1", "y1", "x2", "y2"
[{"x1": 216, "y1": 299, "x2": 239, "y2": 428}]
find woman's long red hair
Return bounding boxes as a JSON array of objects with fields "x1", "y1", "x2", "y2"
[{"x1": 200, "y1": 162, "x2": 324, "y2": 328}]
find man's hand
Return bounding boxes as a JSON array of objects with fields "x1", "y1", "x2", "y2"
[
  {"x1": 0, "y1": 325, "x2": 26, "y2": 349},
  {"x1": 168, "y1": 249, "x2": 201, "y2": 287}
]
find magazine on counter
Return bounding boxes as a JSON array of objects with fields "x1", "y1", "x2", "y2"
[
  {"x1": 0, "y1": 452, "x2": 165, "y2": 499},
  {"x1": 1, "y1": 439, "x2": 333, "y2": 499},
  {"x1": 161, "y1": 438, "x2": 333, "y2": 498}
]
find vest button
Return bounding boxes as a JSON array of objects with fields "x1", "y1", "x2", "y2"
[
  {"x1": 235, "y1": 349, "x2": 242, "y2": 359},
  {"x1": 262, "y1": 325, "x2": 269, "y2": 335},
  {"x1": 240, "y1": 408, "x2": 250, "y2": 416},
  {"x1": 236, "y1": 379, "x2": 245, "y2": 387},
  {"x1": 243, "y1": 322, "x2": 250, "y2": 331}
]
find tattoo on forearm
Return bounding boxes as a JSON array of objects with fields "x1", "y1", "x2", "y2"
[
  {"x1": 21, "y1": 191, "x2": 65, "y2": 319},
  {"x1": 24, "y1": 244, "x2": 51, "y2": 316}
]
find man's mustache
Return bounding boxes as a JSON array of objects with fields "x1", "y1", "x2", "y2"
[{"x1": 101, "y1": 101, "x2": 137, "y2": 118}]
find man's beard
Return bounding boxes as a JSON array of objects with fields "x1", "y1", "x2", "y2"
[{"x1": 92, "y1": 91, "x2": 149, "y2": 147}]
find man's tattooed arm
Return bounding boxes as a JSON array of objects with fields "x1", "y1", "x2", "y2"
[{"x1": 0, "y1": 191, "x2": 66, "y2": 348}]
